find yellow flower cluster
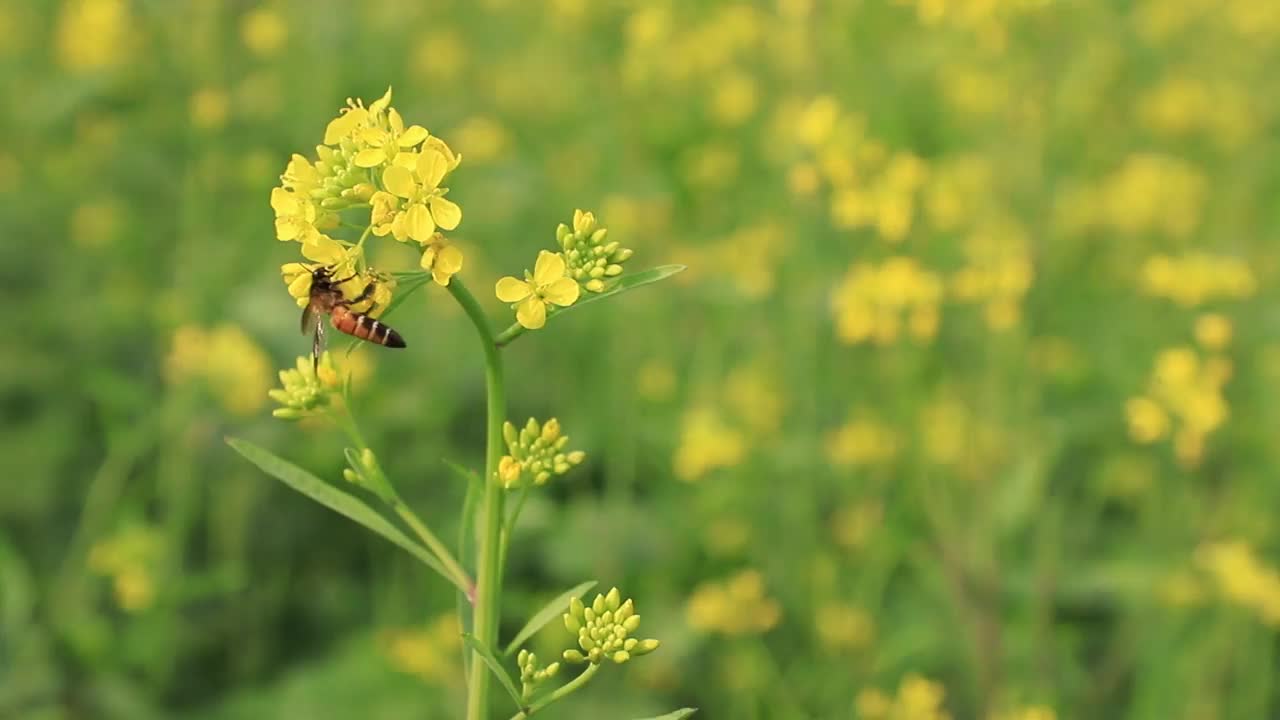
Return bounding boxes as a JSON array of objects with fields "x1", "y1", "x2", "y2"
[
  {"x1": 1195, "y1": 541, "x2": 1280, "y2": 627},
  {"x1": 855, "y1": 674, "x2": 951, "y2": 720},
  {"x1": 832, "y1": 257, "x2": 943, "y2": 345},
  {"x1": 1126, "y1": 345, "x2": 1232, "y2": 467},
  {"x1": 1139, "y1": 252, "x2": 1256, "y2": 307},
  {"x1": 271, "y1": 87, "x2": 465, "y2": 317},
  {"x1": 672, "y1": 406, "x2": 747, "y2": 482},
  {"x1": 950, "y1": 215, "x2": 1034, "y2": 331},
  {"x1": 685, "y1": 569, "x2": 781, "y2": 635},
  {"x1": 88, "y1": 524, "x2": 161, "y2": 612},
  {"x1": 165, "y1": 324, "x2": 272, "y2": 417},
  {"x1": 814, "y1": 603, "x2": 874, "y2": 654},
  {"x1": 1057, "y1": 154, "x2": 1206, "y2": 239},
  {"x1": 825, "y1": 417, "x2": 901, "y2": 468}
]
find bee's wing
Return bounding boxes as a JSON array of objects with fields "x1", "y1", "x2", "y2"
[
  {"x1": 302, "y1": 304, "x2": 327, "y2": 367},
  {"x1": 300, "y1": 304, "x2": 316, "y2": 335}
]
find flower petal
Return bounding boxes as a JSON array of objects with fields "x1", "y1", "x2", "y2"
[
  {"x1": 388, "y1": 108, "x2": 405, "y2": 135},
  {"x1": 287, "y1": 272, "x2": 313, "y2": 300},
  {"x1": 542, "y1": 277, "x2": 581, "y2": 307},
  {"x1": 496, "y1": 277, "x2": 533, "y2": 303},
  {"x1": 429, "y1": 196, "x2": 462, "y2": 230},
  {"x1": 353, "y1": 147, "x2": 387, "y2": 168},
  {"x1": 300, "y1": 234, "x2": 345, "y2": 264},
  {"x1": 532, "y1": 250, "x2": 566, "y2": 286},
  {"x1": 369, "y1": 86, "x2": 393, "y2": 116},
  {"x1": 436, "y1": 244, "x2": 464, "y2": 274},
  {"x1": 399, "y1": 125, "x2": 429, "y2": 148},
  {"x1": 516, "y1": 297, "x2": 547, "y2": 329},
  {"x1": 382, "y1": 164, "x2": 417, "y2": 199},
  {"x1": 404, "y1": 203, "x2": 435, "y2": 242},
  {"x1": 417, "y1": 148, "x2": 447, "y2": 188}
]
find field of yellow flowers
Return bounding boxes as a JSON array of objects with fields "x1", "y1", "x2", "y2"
[{"x1": 5, "y1": 0, "x2": 1280, "y2": 718}]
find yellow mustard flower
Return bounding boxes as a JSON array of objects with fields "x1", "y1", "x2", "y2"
[
  {"x1": 354, "y1": 107, "x2": 430, "y2": 168},
  {"x1": 420, "y1": 235, "x2": 465, "y2": 286},
  {"x1": 270, "y1": 187, "x2": 319, "y2": 243},
  {"x1": 495, "y1": 250, "x2": 581, "y2": 330},
  {"x1": 379, "y1": 147, "x2": 463, "y2": 242},
  {"x1": 324, "y1": 87, "x2": 395, "y2": 146}
]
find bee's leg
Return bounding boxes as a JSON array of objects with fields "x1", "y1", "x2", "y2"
[{"x1": 337, "y1": 281, "x2": 376, "y2": 308}]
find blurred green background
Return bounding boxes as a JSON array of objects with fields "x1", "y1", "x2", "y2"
[{"x1": 5, "y1": 0, "x2": 1280, "y2": 718}]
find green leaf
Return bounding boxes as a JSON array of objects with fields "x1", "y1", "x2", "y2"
[
  {"x1": 563, "y1": 264, "x2": 686, "y2": 312},
  {"x1": 495, "y1": 265, "x2": 685, "y2": 345},
  {"x1": 634, "y1": 709, "x2": 698, "y2": 720},
  {"x1": 226, "y1": 437, "x2": 467, "y2": 595},
  {"x1": 504, "y1": 580, "x2": 597, "y2": 656},
  {"x1": 461, "y1": 633, "x2": 524, "y2": 711}
]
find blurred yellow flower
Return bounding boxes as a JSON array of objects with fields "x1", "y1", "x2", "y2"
[
  {"x1": 165, "y1": 324, "x2": 272, "y2": 416},
  {"x1": 451, "y1": 116, "x2": 509, "y2": 162},
  {"x1": 495, "y1": 251, "x2": 581, "y2": 330},
  {"x1": 672, "y1": 406, "x2": 746, "y2": 481},
  {"x1": 1127, "y1": 346, "x2": 1231, "y2": 467},
  {"x1": 1140, "y1": 253, "x2": 1256, "y2": 307},
  {"x1": 1195, "y1": 541, "x2": 1280, "y2": 627},
  {"x1": 1194, "y1": 313, "x2": 1233, "y2": 351},
  {"x1": 686, "y1": 570, "x2": 781, "y2": 635},
  {"x1": 857, "y1": 673, "x2": 951, "y2": 720},
  {"x1": 814, "y1": 603, "x2": 873, "y2": 653},
  {"x1": 190, "y1": 88, "x2": 230, "y2": 130},
  {"x1": 70, "y1": 198, "x2": 123, "y2": 248},
  {"x1": 709, "y1": 70, "x2": 758, "y2": 126},
  {"x1": 832, "y1": 258, "x2": 944, "y2": 345},
  {"x1": 826, "y1": 418, "x2": 900, "y2": 467},
  {"x1": 831, "y1": 501, "x2": 883, "y2": 550},
  {"x1": 88, "y1": 524, "x2": 162, "y2": 612},
  {"x1": 241, "y1": 6, "x2": 288, "y2": 57},
  {"x1": 381, "y1": 614, "x2": 463, "y2": 686},
  {"x1": 55, "y1": 0, "x2": 133, "y2": 71}
]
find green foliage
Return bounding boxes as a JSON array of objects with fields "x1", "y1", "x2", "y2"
[{"x1": 9, "y1": 0, "x2": 1280, "y2": 718}]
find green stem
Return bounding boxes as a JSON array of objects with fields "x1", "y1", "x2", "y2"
[
  {"x1": 498, "y1": 485, "x2": 531, "y2": 572},
  {"x1": 494, "y1": 321, "x2": 524, "y2": 347},
  {"x1": 392, "y1": 500, "x2": 475, "y2": 601},
  {"x1": 509, "y1": 663, "x2": 601, "y2": 719},
  {"x1": 448, "y1": 277, "x2": 508, "y2": 720}
]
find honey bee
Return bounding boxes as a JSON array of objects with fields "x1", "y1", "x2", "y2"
[{"x1": 301, "y1": 266, "x2": 406, "y2": 362}]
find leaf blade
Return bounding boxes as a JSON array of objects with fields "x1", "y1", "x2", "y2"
[
  {"x1": 503, "y1": 580, "x2": 598, "y2": 656},
  {"x1": 495, "y1": 265, "x2": 686, "y2": 345},
  {"x1": 462, "y1": 633, "x2": 524, "y2": 711},
  {"x1": 226, "y1": 437, "x2": 467, "y2": 594},
  {"x1": 634, "y1": 709, "x2": 698, "y2": 720}
]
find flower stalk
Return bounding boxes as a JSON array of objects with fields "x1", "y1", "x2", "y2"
[{"x1": 446, "y1": 277, "x2": 508, "y2": 720}]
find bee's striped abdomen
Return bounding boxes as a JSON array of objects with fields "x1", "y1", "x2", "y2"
[{"x1": 331, "y1": 306, "x2": 406, "y2": 348}]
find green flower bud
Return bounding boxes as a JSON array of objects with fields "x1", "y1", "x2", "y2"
[
  {"x1": 563, "y1": 649, "x2": 586, "y2": 664},
  {"x1": 585, "y1": 279, "x2": 606, "y2": 292},
  {"x1": 561, "y1": 589, "x2": 661, "y2": 666},
  {"x1": 269, "y1": 353, "x2": 342, "y2": 419},
  {"x1": 499, "y1": 417, "x2": 586, "y2": 490}
]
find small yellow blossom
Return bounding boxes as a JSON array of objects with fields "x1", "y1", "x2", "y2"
[
  {"x1": 270, "y1": 187, "x2": 320, "y2": 243},
  {"x1": 378, "y1": 147, "x2": 463, "y2": 241},
  {"x1": 88, "y1": 524, "x2": 161, "y2": 612},
  {"x1": 166, "y1": 324, "x2": 272, "y2": 416},
  {"x1": 381, "y1": 614, "x2": 463, "y2": 686},
  {"x1": 420, "y1": 235, "x2": 465, "y2": 286},
  {"x1": 495, "y1": 251, "x2": 581, "y2": 330},
  {"x1": 1194, "y1": 313, "x2": 1233, "y2": 350}
]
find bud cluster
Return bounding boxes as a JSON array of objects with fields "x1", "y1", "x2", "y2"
[
  {"x1": 268, "y1": 352, "x2": 342, "y2": 419},
  {"x1": 562, "y1": 587, "x2": 660, "y2": 665},
  {"x1": 517, "y1": 649, "x2": 561, "y2": 698},
  {"x1": 558, "y1": 209, "x2": 633, "y2": 293},
  {"x1": 497, "y1": 418, "x2": 585, "y2": 489}
]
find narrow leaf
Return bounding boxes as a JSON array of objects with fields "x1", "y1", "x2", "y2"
[
  {"x1": 634, "y1": 709, "x2": 698, "y2": 720},
  {"x1": 564, "y1": 264, "x2": 686, "y2": 313},
  {"x1": 496, "y1": 265, "x2": 686, "y2": 345},
  {"x1": 226, "y1": 437, "x2": 466, "y2": 594},
  {"x1": 462, "y1": 633, "x2": 524, "y2": 710},
  {"x1": 504, "y1": 580, "x2": 597, "y2": 656}
]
